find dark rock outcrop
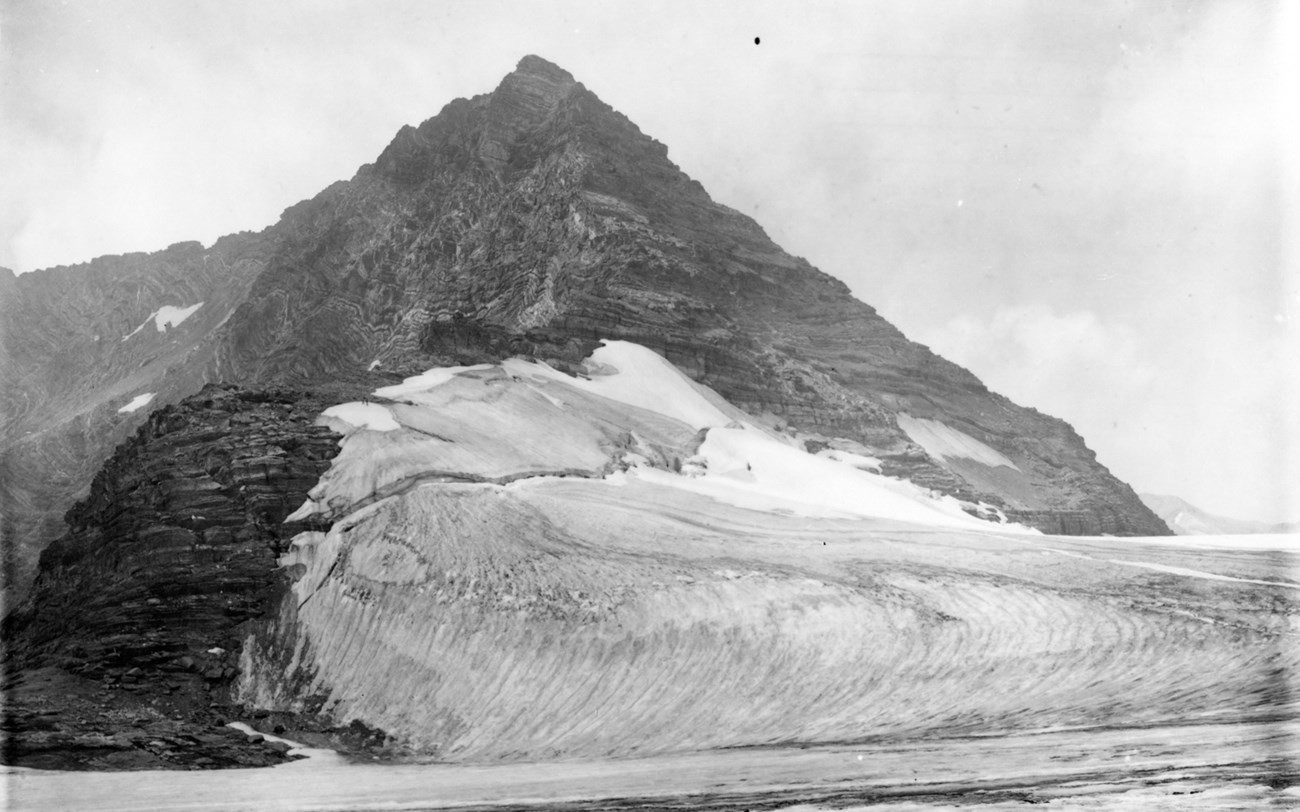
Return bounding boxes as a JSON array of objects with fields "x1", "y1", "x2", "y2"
[{"x1": 1, "y1": 386, "x2": 356, "y2": 769}]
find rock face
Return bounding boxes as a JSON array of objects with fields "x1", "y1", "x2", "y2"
[
  {"x1": 1, "y1": 386, "x2": 354, "y2": 768},
  {"x1": 1, "y1": 57, "x2": 1169, "y2": 609},
  {"x1": 0, "y1": 236, "x2": 273, "y2": 602}
]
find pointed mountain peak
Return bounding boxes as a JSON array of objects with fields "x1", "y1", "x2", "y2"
[
  {"x1": 490, "y1": 54, "x2": 578, "y2": 113},
  {"x1": 370, "y1": 55, "x2": 582, "y2": 181},
  {"x1": 510, "y1": 55, "x2": 575, "y2": 84},
  {"x1": 476, "y1": 56, "x2": 580, "y2": 170}
]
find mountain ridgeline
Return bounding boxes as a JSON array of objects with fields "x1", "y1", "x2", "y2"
[{"x1": 3, "y1": 55, "x2": 1168, "y2": 601}]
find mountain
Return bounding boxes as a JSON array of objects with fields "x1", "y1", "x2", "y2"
[
  {"x1": 0, "y1": 55, "x2": 1169, "y2": 607},
  {"x1": 10, "y1": 59, "x2": 1298, "y2": 778},
  {"x1": 1140, "y1": 493, "x2": 1297, "y2": 536}
]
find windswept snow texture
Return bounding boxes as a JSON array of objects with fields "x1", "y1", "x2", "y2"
[
  {"x1": 115, "y1": 393, "x2": 155, "y2": 414},
  {"x1": 896, "y1": 413, "x2": 1021, "y2": 470},
  {"x1": 121, "y1": 302, "x2": 204, "y2": 340},
  {"x1": 241, "y1": 342, "x2": 1299, "y2": 769}
]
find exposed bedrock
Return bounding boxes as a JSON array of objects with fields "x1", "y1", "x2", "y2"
[
  {"x1": 0, "y1": 236, "x2": 272, "y2": 603},
  {"x1": 1, "y1": 387, "x2": 348, "y2": 769}
]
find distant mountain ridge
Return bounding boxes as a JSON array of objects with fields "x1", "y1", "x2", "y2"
[
  {"x1": 1, "y1": 55, "x2": 1170, "y2": 603},
  {"x1": 1139, "y1": 493, "x2": 1297, "y2": 536}
]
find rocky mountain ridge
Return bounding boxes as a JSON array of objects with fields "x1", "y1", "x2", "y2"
[{"x1": 3, "y1": 54, "x2": 1168, "y2": 608}]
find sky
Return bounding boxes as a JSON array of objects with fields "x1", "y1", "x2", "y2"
[{"x1": 2, "y1": 0, "x2": 1296, "y2": 523}]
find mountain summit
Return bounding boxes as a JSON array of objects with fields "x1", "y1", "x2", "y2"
[{"x1": 2, "y1": 56, "x2": 1167, "y2": 599}]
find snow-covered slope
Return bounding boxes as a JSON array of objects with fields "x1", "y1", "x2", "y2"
[{"x1": 228, "y1": 342, "x2": 1299, "y2": 762}]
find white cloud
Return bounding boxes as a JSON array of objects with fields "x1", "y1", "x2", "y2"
[
  {"x1": 923, "y1": 304, "x2": 1155, "y2": 409},
  {"x1": 922, "y1": 304, "x2": 1297, "y2": 524}
]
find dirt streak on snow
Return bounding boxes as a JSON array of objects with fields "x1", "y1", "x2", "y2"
[
  {"x1": 1106, "y1": 559, "x2": 1300, "y2": 589},
  {"x1": 1081, "y1": 532, "x2": 1300, "y2": 551}
]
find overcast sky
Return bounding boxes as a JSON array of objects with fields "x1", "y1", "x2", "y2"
[{"x1": 2, "y1": 1, "x2": 1296, "y2": 523}]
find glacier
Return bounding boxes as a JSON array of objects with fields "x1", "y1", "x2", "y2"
[{"x1": 7, "y1": 341, "x2": 1297, "y2": 809}]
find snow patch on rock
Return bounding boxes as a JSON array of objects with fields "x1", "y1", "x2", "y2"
[
  {"x1": 897, "y1": 413, "x2": 1021, "y2": 471},
  {"x1": 117, "y1": 393, "x2": 155, "y2": 413},
  {"x1": 122, "y1": 302, "x2": 205, "y2": 340}
]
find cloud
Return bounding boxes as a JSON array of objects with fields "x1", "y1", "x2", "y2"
[
  {"x1": 919, "y1": 305, "x2": 1160, "y2": 497},
  {"x1": 922, "y1": 304, "x2": 1297, "y2": 524},
  {"x1": 922, "y1": 304, "x2": 1156, "y2": 410}
]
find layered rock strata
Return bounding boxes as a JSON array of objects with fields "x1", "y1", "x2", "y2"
[{"x1": 1, "y1": 386, "x2": 355, "y2": 769}]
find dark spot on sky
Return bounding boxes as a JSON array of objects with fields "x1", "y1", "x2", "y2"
[{"x1": 754, "y1": 37, "x2": 760, "y2": 44}]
